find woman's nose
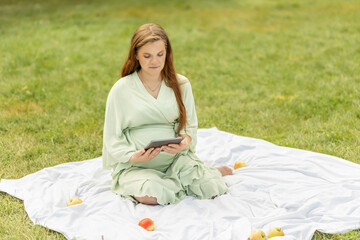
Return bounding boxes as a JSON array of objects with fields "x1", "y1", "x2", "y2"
[{"x1": 150, "y1": 57, "x2": 159, "y2": 64}]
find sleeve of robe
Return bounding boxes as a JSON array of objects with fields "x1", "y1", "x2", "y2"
[
  {"x1": 178, "y1": 75, "x2": 198, "y2": 153},
  {"x1": 102, "y1": 81, "x2": 136, "y2": 170}
]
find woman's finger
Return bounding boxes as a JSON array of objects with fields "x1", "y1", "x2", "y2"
[
  {"x1": 162, "y1": 146, "x2": 177, "y2": 154},
  {"x1": 138, "y1": 149, "x2": 146, "y2": 155},
  {"x1": 167, "y1": 144, "x2": 180, "y2": 148},
  {"x1": 150, "y1": 148, "x2": 161, "y2": 157},
  {"x1": 134, "y1": 149, "x2": 146, "y2": 158},
  {"x1": 167, "y1": 144, "x2": 184, "y2": 152},
  {"x1": 145, "y1": 148, "x2": 155, "y2": 155}
]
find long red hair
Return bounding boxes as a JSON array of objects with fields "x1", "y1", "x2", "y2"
[{"x1": 121, "y1": 23, "x2": 186, "y2": 135}]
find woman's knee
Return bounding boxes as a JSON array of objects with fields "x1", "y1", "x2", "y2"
[{"x1": 133, "y1": 195, "x2": 158, "y2": 205}]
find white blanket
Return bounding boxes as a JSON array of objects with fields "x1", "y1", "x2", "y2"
[{"x1": 1, "y1": 128, "x2": 360, "y2": 240}]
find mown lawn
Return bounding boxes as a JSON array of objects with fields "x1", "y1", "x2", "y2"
[{"x1": 0, "y1": 0, "x2": 359, "y2": 239}]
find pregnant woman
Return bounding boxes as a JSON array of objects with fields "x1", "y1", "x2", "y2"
[{"x1": 102, "y1": 23, "x2": 232, "y2": 205}]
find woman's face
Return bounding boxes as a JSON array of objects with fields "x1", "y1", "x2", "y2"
[{"x1": 136, "y1": 40, "x2": 166, "y2": 78}]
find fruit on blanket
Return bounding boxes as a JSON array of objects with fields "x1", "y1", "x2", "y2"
[
  {"x1": 249, "y1": 229, "x2": 266, "y2": 240},
  {"x1": 268, "y1": 227, "x2": 285, "y2": 238},
  {"x1": 138, "y1": 218, "x2": 155, "y2": 231},
  {"x1": 234, "y1": 160, "x2": 246, "y2": 169},
  {"x1": 67, "y1": 197, "x2": 83, "y2": 206}
]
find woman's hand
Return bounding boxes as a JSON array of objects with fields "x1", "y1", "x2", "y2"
[
  {"x1": 129, "y1": 148, "x2": 161, "y2": 163},
  {"x1": 161, "y1": 135, "x2": 191, "y2": 154}
]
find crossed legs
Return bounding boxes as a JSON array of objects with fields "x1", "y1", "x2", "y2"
[{"x1": 132, "y1": 165, "x2": 232, "y2": 205}]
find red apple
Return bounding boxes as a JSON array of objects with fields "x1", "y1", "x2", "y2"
[{"x1": 138, "y1": 218, "x2": 154, "y2": 231}]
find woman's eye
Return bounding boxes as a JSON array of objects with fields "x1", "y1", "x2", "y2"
[
  {"x1": 158, "y1": 54, "x2": 163, "y2": 57},
  {"x1": 144, "y1": 56, "x2": 150, "y2": 59}
]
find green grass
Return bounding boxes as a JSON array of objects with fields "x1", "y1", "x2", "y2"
[{"x1": 1, "y1": 0, "x2": 359, "y2": 239}]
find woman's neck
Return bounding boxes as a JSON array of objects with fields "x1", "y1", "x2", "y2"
[{"x1": 138, "y1": 70, "x2": 162, "y2": 84}]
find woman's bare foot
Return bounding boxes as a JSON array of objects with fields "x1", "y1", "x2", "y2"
[
  {"x1": 133, "y1": 195, "x2": 158, "y2": 205},
  {"x1": 216, "y1": 166, "x2": 233, "y2": 176}
]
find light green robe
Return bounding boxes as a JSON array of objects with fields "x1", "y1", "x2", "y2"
[{"x1": 102, "y1": 71, "x2": 228, "y2": 205}]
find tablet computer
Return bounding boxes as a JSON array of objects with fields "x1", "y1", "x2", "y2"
[{"x1": 144, "y1": 137, "x2": 185, "y2": 150}]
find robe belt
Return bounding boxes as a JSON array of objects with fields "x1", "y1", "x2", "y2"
[{"x1": 124, "y1": 123, "x2": 176, "y2": 133}]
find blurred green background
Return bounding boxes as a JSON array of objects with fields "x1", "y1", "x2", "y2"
[{"x1": 0, "y1": 0, "x2": 359, "y2": 239}]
